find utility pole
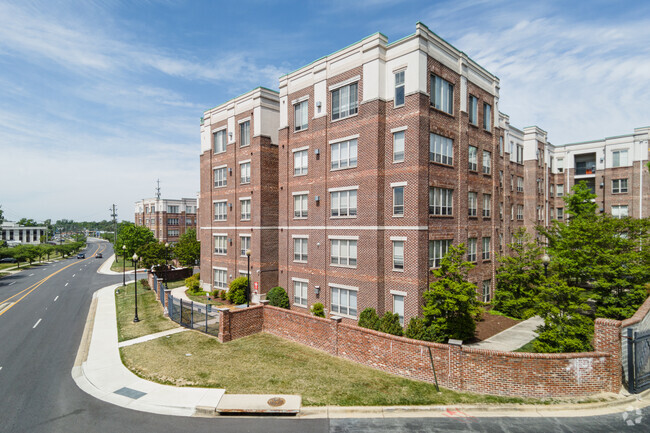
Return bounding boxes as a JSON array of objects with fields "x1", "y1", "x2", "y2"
[
  {"x1": 110, "y1": 204, "x2": 118, "y2": 244},
  {"x1": 156, "y1": 179, "x2": 161, "y2": 200}
]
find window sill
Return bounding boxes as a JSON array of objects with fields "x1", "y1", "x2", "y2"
[
  {"x1": 469, "y1": 122, "x2": 479, "y2": 129},
  {"x1": 429, "y1": 214, "x2": 454, "y2": 218},
  {"x1": 482, "y1": 259, "x2": 491, "y2": 263},
  {"x1": 429, "y1": 105, "x2": 454, "y2": 118},
  {"x1": 482, "y1": 172, "x2": 492, "y2": 177},
  {"x1": 330, "y1": 165, "x2": 358, "y2": 172},
  {"x1": 330, "y1": 264, "x2": 357, "y2": 269},
  {"x1": 240, "y1": 144, "x2": 250, "y2": 148},
  {"x1": 330, "y1": 216, "x2": 357, "y2": 220},
  {"x1": 469, "y1": 169, "x2": 479, "y2": 174},
  {"x1": 392, "y1": 268, "x2": 405, "y2": 273},
  {"x1": 483, "y1": 129, "x2": 492, "y2": 134},
  {"x1": 330, "y1": 311, "x2": 357, "y2": 320},
  {"x1": 330, "y1": 112, "x2": 359, "y2": 124},
  {"x1": 293, "y1": 260, "x2": 308, "y2": 264},
  {"x1": 241, "y1": 219, "x2": 252, "y2": 222},
  {"x1": 293, "y1": 303, "x2": 308, "y2": 309},
  {"x1": 394, "y1": 103, "x2": 405, "y2": 109},
  {"x1": 393, "y1": 160, "x2": 404, "y2": 164},
  {"x1": 293, "y1": 217, "x2": 308, "y2": 220},
  {"x1": 214, "y1": 185, "x2": 227, "y2": 189},
  {"x1": 429, "y1": 161, "x2": 454, "y2": 168},
  {"x1": 241, "y1": 182, "x2": 251, "y2": 185},
  {"x1": 392, "y1": 214, "x2": 404, "y2": 218},
  {"x1": 294, "y1": 127, "x2": 309, "y2": 133},
  {"x1": 293, "y1": 173, "x2": 308, "y2": 177}
]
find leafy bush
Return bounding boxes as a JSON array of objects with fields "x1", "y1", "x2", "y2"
[
  {"x1": 219, "y1": 290, "x2": 227, "y2": 300},
  {"x1": 358, "y1": 308, "x2": 380, "y2": 330},
  {"x1": 139, "y1": 279, "x2": 150, "y2": 290},
  {"x1": 379, "y1": 312, "x2": 403, "y2": 336},
  {"x1": 210, "y1": 290, "x2": 219, "y2": 298},
  {"x1": 311, "y1": 302, "x2": 325, "y2": 318},
  {"x1": 227, "y1": 276, "x2": 248, "y2": 305},
  {"x1": 404, "y1": 317, "x2": 435, "y2": 341},
  {"x1": 185, "y1": 274, "x2": 202, "y2": 295},
  {"x1": 266, "y1": 286, "x2": 289, "y2": 309}
]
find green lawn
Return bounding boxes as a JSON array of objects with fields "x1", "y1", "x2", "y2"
[
  {"x1": 184, "y1": 290, "x2": 229, "y2": 306},
  {"x1": 111, "y1": 255, "x2": 136, "y2": 272},
  {"x1": 114, "y1": 282, "x2": 178, "y2": 342},
  {"x1": 120, "y1": 332, "x2": 533, "y2": 406}
]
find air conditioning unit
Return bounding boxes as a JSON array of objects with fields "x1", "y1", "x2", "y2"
[{"x1": 315, "y1": 195, "x2": 320, "y2": 202}]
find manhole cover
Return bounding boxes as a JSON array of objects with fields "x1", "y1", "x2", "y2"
[{"x1": 267, "y1": 397, "x2": 286, "y2": 407}]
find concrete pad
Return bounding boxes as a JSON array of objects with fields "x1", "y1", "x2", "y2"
[
  {"x1": 469, "y1": 316, "x2": 544, "y2": 352},
  {"x1": 216, "y1": 394, "x2": 301, "y2": 414},
  {"x1": 118, "y1": 327, "x2": 187, "y2": 347}
]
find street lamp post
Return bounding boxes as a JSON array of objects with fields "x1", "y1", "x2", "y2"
[
  {"x1": 133, "y1": 253, "x2": 140, "y2": 323},
  {"x1": 542, "y1": 253, "x2": 550, "y2": 278},
  {"x1": 122, "y1": 244, "x2": 126, "y2": 286},
  {"x1": 246, "y1": 249, "x2": 251, "y2": 308},
  {"x1": 164, "y1": 242, "x2": 170, "y2": 291}
]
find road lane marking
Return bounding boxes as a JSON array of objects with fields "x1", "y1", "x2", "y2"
[
  {"x1": 0, "y1": 302, "x2": 15, "y2": 314},
  {"x1": 9, "y1": 282, "x2": 15, "y2": 286},
  {"x1": 72, "y1": 274, "x2": 75, "y2": 277},
  {"x1": 33, "y1": 318, "x2": 42, "y2": 328},
  {"x1": 65, "y1": 283, "x2": 68, "y2": 287},
  {"x1": 54, "y1": 296, "x2": 59, "y2": 302},
  {"x1": 29, "y1": 273, "x2": 34, "y2": 276}
]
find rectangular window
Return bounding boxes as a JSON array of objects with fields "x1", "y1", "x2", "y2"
[
  {"x1": 510, "y1": 175, "x2": 514, "y2": 191},
  {"x1": 294, "y1": 237, "x2": 308, "y2": 262},
  {"x1": 517, "y1": 177, "x2": 524, "y2": 192},
  {"x1": 612, "y1": 179, "x2": 628, "y2": 193},
  {"x1": 556, "y1": 184, "x2": 564, "y2": 197},
  {"x1": 499, "y1": 136, "x2": 504, "y2": 156},
  {"x1": 612, "y1": 205, "x2": 629, "y2": 218},
  {"x1": 330, "y1": 239, "x2": 357, "y2": 267},
  {"x1": 467, "y1": 238, "x2": 477, "y2": 262},
  {"x1": 294, "y1": 194, "x2": 308, "y2": 218},
  {"x1": 240, "y1": 162, "x2": 251, "y2": 184},
  {"x1": 293, "y1": 280, "x2": 308, "y2": 306},
  {"x1": 392, "y1": 240, "x2": 404, "y2": 271},
  {"x1": 294, "y1": 149, "x2": 308, "y2": 175},
  {"x1": 483, "y1": 194, "x2": 491, "y2": 218},
  {"x1": 214, "y1": 201, "x2": 227, "y2": 221},
  {"x1": 213, "y1": 129, "x2": 227, "y2": 154},
  {"x1": 393, "y1": 186, "x2": 404, "y2": 216},
  {"x1": 557, "y1": 158, "x2": 564, "y2": 173},
  {"x1": 550, "y1": 184, "x2": 554, "y2": 196},
  {"x1": 429, "y1": 239, "x2": 451, "y2": 268},
  {"x1": 468, "y1": 192, "x2": 477, "y2": 217},
  {"x1": 331, "y1": 82, "x2": 358, "y2": 120},
  {"x1": 213, "y1": 269, "x2": 227, "y2": 289},
  {"x1": 240, "y1": 120, "x2": 250, "y2": 147},
  {"x1": 393, "y1": 294, "x2": 405, "y2": 326},
  {"x1": 330, "y1": 286, "x2": 357, "y2": 317},
  {"x1": 499, "y1": 170, "x2": 503, "y2": 188},
  {"x1": 468, "y1": 146, "x2": 478, "y2": 171},
  {"x1": 499, "y1": 202, "x2": 503, "y2": 220},
  {"x1": 429, "y1": 187, "x2": 453, "y2": 215},
  {"x1": 430, "y1": 75, "x2": 453, "y2": 114},
  {"x1": 557, "y1": 207, "x2": 564, "y2": 220},
  {"x1": 167, "y1": 218, "x2": 179, "y2": 225},
  {"x1": 394, "y1": 71, "x2": 405, "y2": 107},
  {"x1": 240, "y1": 199, "x2": 251, "y2": 221},
  {"x1": 429, "y1": 133, "x2": 453, "y2": 165},
  {"x1": 294, "y1": 100, "x2": 308, "y2": 131},
  {"x1": 168, "y1": 229, "x2": 179, "y2": 237},
  {"x1": 483, "y1": 103, "x2": 491, "y2": 131},
  {"x1": 482, "y1": 280, "x2": 491, "y2": 303},
  {"x1": 517, "y1": 205, "x2": 524, "y2": 220},
  {"x1": 482, "y1": 151, "x2": 491, "y2": 174},
  {"x1": 240, "y1": 236, "x2": 250, "y2": 257},
  {"x1": 550, "y1": 208, "x2": 555, "y2": 220},
  {"x1": 331, "y1": 138, "x2": 358, "y2": 170},
  {"x1": 516, "y1": 145, "x2": 524, "y2": 164},
  {"x1": 469, "y1": 95, "x2": 478, "y2": 125},
  {"x1": 168, "y1": 205, "x2": 179, "y2": 213},
  {"x1": 393, "y1": 131, "x2": 405, "y2": 162},
  {"x1": 482, "y1": 237, "x2": 491, "y2": 260},
  {"x1": 214, "y1": 236, "x2": 227, "y2": 255},
  {"x1": 331, "y1": 189, "x2": 357, "y2": 217},
  {"x1": 612, "y1": 150, "x2": 628, "y2": 167}
]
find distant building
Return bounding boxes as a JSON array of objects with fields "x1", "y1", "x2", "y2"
[
  {"x1": 1, "y1": 221, "x2": 47, "y2": 245},
  {"x1": 134, "y1": 198, "x2": 197, "y2": 243}
]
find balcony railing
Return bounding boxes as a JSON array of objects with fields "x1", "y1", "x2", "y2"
[{"x1": 575, "y1": 165, "x2": 596, "y2": 175}]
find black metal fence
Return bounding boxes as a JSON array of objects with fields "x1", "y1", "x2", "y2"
[
  {"x1": 628, "y1": 328, "x2": 650, "y2": 393},
  {"x1": 168, "y1": 294, "x2": 220, "y2": 337}
]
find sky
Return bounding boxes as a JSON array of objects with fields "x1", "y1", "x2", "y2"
[{"x1": 1, "y1": 0, "x2": 649, "y2": 223}]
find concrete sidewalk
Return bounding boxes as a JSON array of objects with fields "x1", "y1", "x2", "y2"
[
  {"x1": 97, "y1": 254, "x2": 148, "y2": 276},
  {"x1": 468, "y1": 316, "x2": 544, "y2": 352},
  {"x1": 71, "y1": 284, "x2": 225, "y2": 416}
]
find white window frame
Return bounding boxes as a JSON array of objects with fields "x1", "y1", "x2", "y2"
[
  {"x1": 330, "y1": 138, "x2": 358, "y2": 170},
  {"x1": 240, "y1": 198, "x2": 251, "y2": 221},
  {"x1": 612, "y1": 205, "x2": 629, "y2": 219},
  {"x1": 429, "y1": 187, "x2": 453, "y2": 216},
  {"x1": 517, "y1": 177, "x2": 524, "y2": 192},
  {"x1": 330, "y1": 238, "x2": 358, "y2": 268},
  {"x1": 429, "y1": 239, "x2": 452, "y2": 268},
  {"x1": 293, "y1": 193, "x2": 308, "y2": 219},
  {"x1": 213, "y1": 267, "x2": 228, "y2": 290},
  {"x1": 517, "y1": 205, "x2": 524, "y2": 220},
  {"x1": 483, "y1": 103, "x2": 491, "y2": 132},
  {"x1": 468, "y1": 192, "x2": 477, "y2": 217},
  {"x1": 612, "y1": 178, "x2": 628, "y2": 194},
  {"x1": 482, "y1": 237, "x2": 491, "y2": 261},
  {"x1": 483, "y1": 194, "x2": 491, "y2": 218},
  {"x1": 293, "y1": 149, "x2": 308, "y2": 176},
  {"x1": 293, "y1": 236, "x2": 308, "y2": 262},
  {"x1": 213, "y1": 200, "x2": 227, "y2": 221},
  {"x1": 331, "y1": 82, "x2": 358, "y2": 121},
  {"x1": 214, "y1": 166, "x2": 227, "y2": 188},
  {"x1": 392, "y1": 186, "x2": 404, "y2": 216},
  {"x1": 294, "y1": 100, "x2": 308, "y2": 132},
  {"x1": 430, "y1": 75, "x2": 453, "y2": 114},
  {"x1": 557, "y1": 184, "x2": 564, "y2": 197},
  {"x1": 330, "y1": 188, "x2": 358, "y2": 218},
  {"x1": 469, "y1": 95, "x2": 478, "y2": 125},
  {"x1": 330, "y1": 285, "x2": 358, "y2": 318},
  {"x1": 482, "y1": 151, "x2": 491, "y2": 174},
  {"x1": 612, "y1": 150, "x2": 628, "y2": 167},
  {"x1": 213, "y1": 129, "x2": 227, "y2": 154},
  {"x1": 430, "y1": 133, "x2": 453, "y2": 165},
  {"x1": 293, "y1": 279, "x2": 308, "y2": 307},
  {"x1": 393, "y1": 130, "x2": 405, "y2": 163},
  {"x1": 240, "y1": 161, "x2": 251, "y2": 184},
  {"x1": 240, "y1": 120, "x2": 250, "y2": 147},
  {"x1": 240, "y1": 235, "x2": 251, "y2": 257},
  {"x1": 482, "y1": 280, "x2": 491, "y2": 303},
  {"x1": 214, "y1": 235, "x2": 227, "y2": 255},
  {"x1": 468, "y1": 146, "x2": 478, "y2": 171},
  {"x1": 557, "y1": 207, "x2": 564, "y2": 220},
  {"x1": 392, "y1": 293, "x2": 405, "y2": 326},
  {"x1": 392, "y1": 239, "x2": 405, "y2": 271},
  {"x1": 467, "y1": 238, "x2": 477, "y2": 262},
  {"x1": 394, "y1": 70, "x2": 405, "y2": 107}
]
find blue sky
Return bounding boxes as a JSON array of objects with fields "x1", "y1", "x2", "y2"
[{"x1": 1, "y1": 0, "x2": 649, "y2": 223}]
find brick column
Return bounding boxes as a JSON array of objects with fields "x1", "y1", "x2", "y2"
[
  {"x1": 447, "y1": 340, "x2": 463, "y2": 391},
  {"x1": 594, "y1": 318, "x2": 622, "y2": 392},
  {"x1": 330, "y1": 315, "x2": 342, "y2": 356},
  {"x1": 218, "y1": 308, "x2": 231, "y2": 343},
  {"x1": 163, "y1": 289, "x2": 172, "y2": 317}
]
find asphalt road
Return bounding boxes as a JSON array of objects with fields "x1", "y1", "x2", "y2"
[{"x1": 0, "y1": 239, "x2": 647, "y2": 432}]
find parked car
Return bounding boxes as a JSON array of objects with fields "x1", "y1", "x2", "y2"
[
  {"x1": 95, "y1": 253, "x2": 103, "y2": 259},
  {"x1": 77, "y1": 253, "x2": 85, "y2": 259},
  {"x1": 0, "y1": 257, "x2": 18, "y2": 263}
]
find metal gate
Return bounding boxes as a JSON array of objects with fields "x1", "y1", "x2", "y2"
[
  {"x1": 627, "y1": 328, "x2": 650, "y2": 393},
  {"x1": 168, "y1": 295, "x2": 221, "y2": 337}
]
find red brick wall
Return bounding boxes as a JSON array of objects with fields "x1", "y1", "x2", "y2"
[{"x1": 219, "y1": 304, "x2": 623, "y2": 398}]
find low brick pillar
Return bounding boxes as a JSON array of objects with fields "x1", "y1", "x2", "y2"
[
  {"x1": 218, "y1": 308, "x2": 231, "y2": 343},
  {"x1": 260, "y1": 300, "x2": 270, "y2": 305},
  {"x1": 330, "y1": 315, "x2": 342, "y2": 356},
  {"x1": 163, "y1": 289, "x2": 172, "y2": 317},
  {"x1": 594, "y1": 318, "x2": 622, "y2": 392},
  {"x1": 447, "y1": 339, "x2": 463, "y2": 391}
]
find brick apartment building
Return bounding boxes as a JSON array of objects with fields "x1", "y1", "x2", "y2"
[
  {"x1": 198, "y1": 87, "x2": 280, "y2": 298},
  {"x1": 135, "y1": 197, "x2": 197, "y2": 243},
  {"x1": 199, "y1": 22, "x2": 649, "y2": 325}
]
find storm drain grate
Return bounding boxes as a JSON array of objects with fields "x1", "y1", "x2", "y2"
[{"x1": 114, "y1": 387, "x2": 147, "y2": 399}]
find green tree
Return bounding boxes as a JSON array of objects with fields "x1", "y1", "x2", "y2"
[
  {"x1": 378, "y1": 312, "x2": 403, "y2": 336},
  {"x1": 493, "y1": 228, "x2": 544, "y2": 319},
  {"x1": 227, "y1": 276, "x2": 248, "y2": 305},
  {"x1": 116, "y1": 223, "x2": 155, "y2": 258},
  {"x1": 0, "y1": 205, "x2": 4, "y2": 224},
  {"x1": 404, "y1": 317, "x2": 436, "y2": 341},
  {"x1": 266, "y1": 286, "x2": 289, "y2": 309},
  {"x1": 423, "y1": 244, "x2": 482, "y2": 342},
  {"x1": 17, "y1": 218, "x2": 38, "y2": 227},
  {"x1": 136, "y1": 241, "x2": 168, "y2": 270},
  {"x1": 310, "y1": 302, "x2": 325, "y2": 317},
  {"x1": 533, "y1": 277, "x2": 594, "y2": 353},
  {"x1": 173, "y1": 228, "x2": 200, "y2": 267},
  {"x1": 358, "y1": 307, "x2": 380, "y2": 330}
]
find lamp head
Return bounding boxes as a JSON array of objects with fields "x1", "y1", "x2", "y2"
[
  {"x1": 122, "y1": 245, "x2": 126, "y2": 250},
  {"x1": 132, "y1": 253, "x2": 139, "y2": 261},
  {"x1": 245, "y1": 249, "x2": 251, "y2": 257},
  {"x1": 541, "y1": 253, "x2": 550, "y2": 264},
  {"x1": 165, "y1": 242, "x2": 169, "y2": 248}
]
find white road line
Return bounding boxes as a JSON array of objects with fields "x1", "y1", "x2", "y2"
[
  {"x1": 29, "y1": 273, "x2": 34, "y2": 276},
  {"x1": 65, "y1": 283, "x2": 68, "y2": 287},
  {"x1": 9, "y1": 282, "x2": 15, "y2": 286},
  {"x1": 54, "y1": 296, "x2": 59, "y2": 302},
  {"x1": 72, "y1": 274, "x2": 75, "y2": 278},
  {"x1": 33, "y1": 318, "x2": 42, "y2": 329}
]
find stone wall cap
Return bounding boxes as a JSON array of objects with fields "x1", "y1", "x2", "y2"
[
  {"x1": 330, "y1": 315, "x2": 343, "y2": 322},
  {"x1": 260, "y1": 300, "x2": 270, "y2": 305},
  {"x1": 448, "y1": 339, "x2": 463, "y2": 346}
]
